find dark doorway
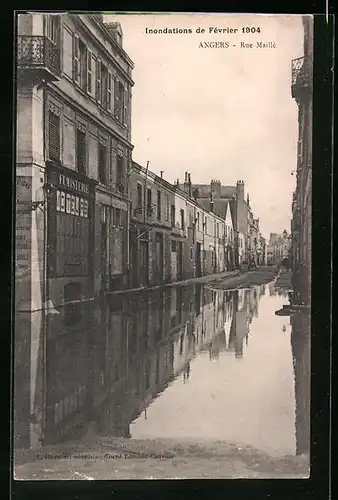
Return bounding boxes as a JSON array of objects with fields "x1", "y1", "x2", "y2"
[
  {"x1": 101, "y1": 219, "x2": 107, "y2": 291},
  {"x1": 139, "y1": 240, "x2": 149, "y2": 287},
  {"x1": 155, "y1": 232, "x2": 164, "y2": 284},
  {"x1": 177, "y1": 242, "x2": 183, "y2": 281},
  {"x1": 196, "y1": 242, "x2": 202, "y2": 277}
]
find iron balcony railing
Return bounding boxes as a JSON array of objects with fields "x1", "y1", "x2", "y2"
[
  {"x1": 291, "y1": 56, "x2": 313, "y2": 88},
  {"x1": 17, "y1": 35, "x2": 61, "y2": 77}
]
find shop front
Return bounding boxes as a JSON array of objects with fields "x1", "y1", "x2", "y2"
[{"x1": 46, "y1": 162, "x2": 96, "y2": 306}]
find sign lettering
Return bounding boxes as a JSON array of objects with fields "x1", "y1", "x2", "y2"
[{"x1": 58, "y1": 173, "x2": 89, "y2": 194}]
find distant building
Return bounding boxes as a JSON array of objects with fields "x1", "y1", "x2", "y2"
[
  {"x1": 190, "y1": 180, "x2": 253, "y2": 267},
  {"x1": 267, "y1": 230, "x2": 291, "y2": 266}
]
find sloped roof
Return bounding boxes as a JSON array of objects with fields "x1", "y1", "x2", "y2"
[
  {"x1": 192, "y1": 184, "x2": 236, "y2": 199},
  {"x1": 224, "y1": 199, "x2": 236, "y2": 226}
]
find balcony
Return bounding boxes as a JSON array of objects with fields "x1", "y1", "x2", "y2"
[
  {"x1": 17, "y1": 35, "x2": 61, "y2": 84},
  {"x1": 291, "y1": 56, "x2": 312, "y2": 99}
]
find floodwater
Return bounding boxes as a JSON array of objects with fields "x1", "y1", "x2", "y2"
[{"x1": 14, "y1": 280, "x2": 311, "y2": 466}]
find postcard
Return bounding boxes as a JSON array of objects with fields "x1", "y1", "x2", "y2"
[{"x1": 14, "y1": 11, "x2": 313, "y2": 480}]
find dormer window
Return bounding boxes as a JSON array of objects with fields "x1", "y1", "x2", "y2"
[{"x1": 116, "y1": 32, "x2": 122, "y2": 46}]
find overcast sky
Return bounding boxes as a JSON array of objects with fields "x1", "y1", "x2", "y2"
[{"x1": 105, "y1": 13, "x2": 305, "y2": 238}]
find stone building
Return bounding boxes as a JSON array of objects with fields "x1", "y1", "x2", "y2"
[
  {"x1": 15, "y1": 12, "x2": 134, "y2": 449},
  {"x1": 291, "y1": 16, "x2": 313, "y2": 306},
  {"x1": 129, "y1": 162, "x2": 175, "y2": 288},
  {"x1": 190, "y1": 180, "x2": 252, "y2": 267}
]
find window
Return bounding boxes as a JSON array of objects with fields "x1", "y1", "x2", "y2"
[
  {"x1": 171, "y1": 240, "x2": 176, "y2": 252},
  {"x1": 115, "y1": 208, "x2": 121, "y2": 226},
  {"x1": 116, "y1": 156, "x2": 124, "y2": 194},
  {"x1": 101, "y1": 63, "x2": 108, "y2": 108},
  {"x1": 165, "y1": 194, "x2": 169, "y2": 221},
  {"x1": 157, "y1": 190, "x2": 161, "y2": 220},
  {"x1": 204, "y1": 217, "x2": 207, "y2": 234},
  {"x1": 123, "y1": 88, "x2": 128, "y2": 126},
  {"x1": 107, "y1": 71, "x2": 113, "y2": 112},
  {"x1": 79, "y1": 40, "x2": 87, "y2": 91},
  {"x1": 98, "y1": 143, "x2": 107, "y2": 184},
  {"x1": 114, "y1": 81, "x2": 125, "y2": 122},
  {"x1": 180, "y1": 209, "x2": 185, "y2": 230},
  {"x1": 48, "y1": 110, "x2": 60, "y2": 161},
  {"x1": 197, "y1": 212, "x2": 200, "y2": 231},
  {"x1": 96, "y1": 59, "x2": 102, "y2": 104},
  {"x1": 217, "y1": 223, "x2": 219, "y2": 238},
  {"x1": 225, "y1": 225, "x2": 227, "y2": 238},
  {"x1": 137, "y1": 184, "x2": 143, "y2": 211},
  {"x1": 73, "y1": 35, "x2": 87, "y2": 90},
  {"x1": 87, "y1": 50, "x2": 93, "y2": 94},
  {"x1": 147, "y1": 188, "x2": 152, "y2": 216},
  {"x1": 46, "y1": 15, "x2": 60, "y2": 45},
  {"x1": 170, "y1": 205, "x2": 175, "y2": 227},
  {"x1": 76, "y1": 128, "x2": 86, "y2": 174}
]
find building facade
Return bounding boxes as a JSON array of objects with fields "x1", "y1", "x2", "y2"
[
  {"x1": 267, "y1": 230, "x2": 291, "y2": 266},
  {"x1": 15, "y1": 12, "x2": 134, "y2": 449},
  {"x1": 290, "y1": 16, "x2": 313, "y2": 306},
  {"x1": 190, "y1": 179, "x2": 258, "y2": 267},
  {"x1": 16, "y1": 12, "x2": 134, "y2": 310}
]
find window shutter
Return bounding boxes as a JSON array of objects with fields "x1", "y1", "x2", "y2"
[
  {"x1": 48, "y1": 110, "x2": 60, "y2": 161},
  {"x1": 96, "y1": 59, "x2": 102, "y2": 104},
  {"x1": 107, "y1": 71, "x2": 112, "y2": 112},
  {"x1": 73, "y1": 34, "x2": 80, "y2": 84},
  {"x1": 87, "y1": 49, "x2": 92, "y2": 94},
  {"x1": 123, "y1": 87, "x2": 128, "y2": 126},
  {"x1": 114, "y1": 78, "x2": 119, "y2": 118}
]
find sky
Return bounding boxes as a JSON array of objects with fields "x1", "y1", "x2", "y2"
[{"x1": 105, "y1": 13, "x2": 305, "y2": 238}]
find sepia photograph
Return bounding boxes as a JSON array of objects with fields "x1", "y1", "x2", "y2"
[{"x1": 14, "y1": 12, "x2": 312, "y2": 480}]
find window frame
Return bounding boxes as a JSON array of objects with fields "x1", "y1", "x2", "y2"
[{"x1": 87, "y1": 49, "x2": 93, "y2": 95}]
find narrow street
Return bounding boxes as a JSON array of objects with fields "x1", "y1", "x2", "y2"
[{"x1": 15, "y1": 268, "x2": 310, "y2": 479}]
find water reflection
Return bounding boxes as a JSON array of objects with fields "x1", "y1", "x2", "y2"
[{"x1": 14, "y1": 282, "x2": 310, "y2": 460}]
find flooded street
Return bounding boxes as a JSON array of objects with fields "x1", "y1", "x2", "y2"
[
  {"x1": 131, "y1": 285, "x2": 297, "y2": 457},
  {"x1": 14, "y1": 279, "x2": 310, "y2": 479}
]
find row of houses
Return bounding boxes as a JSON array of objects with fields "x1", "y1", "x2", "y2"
[{"x1": 16, "y1": 12, "x2": 267, "y2": 314}]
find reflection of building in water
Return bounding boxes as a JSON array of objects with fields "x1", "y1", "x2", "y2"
[
  {"x1": 269, "y1": 282, "x2": 277, "y2": 296},
  {"x1": 291, "y1": 311, "x2": 310, "y2": 456},
  {"x1": 173, "y1": 286, "x2": 236, "y2": 369},
  {"x1": 14, "y1": 281, "x2": 264, "y2": 450},
  {"x1": 228, "y1": 290, "x2": 251, "y2": 358}
]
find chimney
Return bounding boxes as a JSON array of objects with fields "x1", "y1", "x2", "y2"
[
  {"x1": 236, "y1": 180, "x2": 245, "y2": 202},
  {"x1": 247, "y1": 193, "x2": 250, "y2": 206},
  {"x1": 160, "y1": 171, "x2": 163, "y2": 178},
  {"x1": 210, "y1": 179, "x2": 221, "y2": 198},
  {"x1": 183, "y1": 171, "x2": 190, "y2": 196},
  {"x1": 188, "y1": 173, "x2": 192, "y2": 197}
]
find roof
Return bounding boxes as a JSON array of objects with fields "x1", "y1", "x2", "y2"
[{"x1": 192, "y1": 184, "x2": 236, "y2": 199}]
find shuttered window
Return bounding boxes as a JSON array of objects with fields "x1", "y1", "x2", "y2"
[
  {"x1": 87, "y1": 50, "x2": 93, "y2": 94},
  {"x1": 98, "y1": 143, "x2": 107, "y2": 185},
  {"x1": 107, "y1": 71, "x2": 113, "y2": 112},
  {"x1": 116, "y1": 156, "x2": 124, "y2": 194},
  {"x1": 123, "y1": 88, "x2": 128, "y2": 126},
  {"x1": 73, "y1": 34, "x2": 80, "y2": 84},
  {"x1": 48, "y1": 111, "x2": 60, "y2": 161},
  {"x1": 76, "y1": 128, "x2": 86, "y2": 174},
  {"x1": 114, "y1": 77, "x2": 119, "y2": 119},
  {"x1": 96, "y1": 59, "x2": 102, "y2": 104}
]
